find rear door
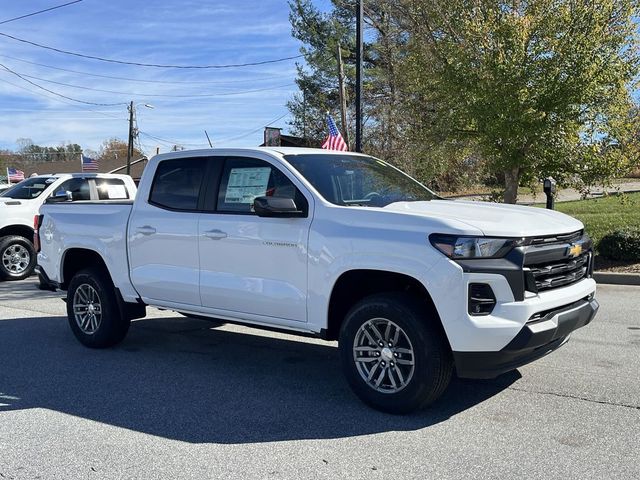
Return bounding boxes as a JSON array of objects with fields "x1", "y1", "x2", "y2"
[
  {"x1": 198, "y1": 155, "x2": 312, "y2": 322},
  {"x1": 128, "y1": 157, "x2": 209, "y2": 306}
]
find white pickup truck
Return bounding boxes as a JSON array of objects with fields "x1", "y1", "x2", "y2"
[
  {"x1": 0, "y1": 173, "x2": 136, "y2": 281},
  {"x1": 37, "y1": 148, "x2": 598, "y2": 413}
]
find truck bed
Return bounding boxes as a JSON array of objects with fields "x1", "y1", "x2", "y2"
[{"x1": 37, "y1": 202, "x2": 137, "y2": 300}]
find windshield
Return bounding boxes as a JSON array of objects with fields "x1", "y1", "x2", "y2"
[
  {"x1": 283, "y1": 154, "x2": 437, "y2": 207},
  {"x1": 0, "y1": 177, "x2": 56, "y2": 199}
]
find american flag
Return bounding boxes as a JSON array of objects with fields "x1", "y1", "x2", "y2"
[
  {"x1": 81, "y1": 154, "x2": 99, "y2": 172},
  {"x1": 7, "y1": 167, "x2": 25, "y2": 182},
  {"x1": 322, "y1": 115, "x2": 348, "y2": 151}
]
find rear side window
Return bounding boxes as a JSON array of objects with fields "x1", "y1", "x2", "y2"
[
  {"x1": 96, "y1": 178, "x2": 130, "y2": 200},
  {"x1": 149, "y1": 158, "x2": 206, "y2": 211}
]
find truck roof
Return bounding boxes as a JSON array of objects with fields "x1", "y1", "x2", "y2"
[
  {"x1": 32, "y1": 173, "x2": 131, "y2": 179},
  {"x1": 150, "y1": 147, "x2": 369, "y2": 162}
]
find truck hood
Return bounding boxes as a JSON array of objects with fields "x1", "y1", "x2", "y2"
[{"x1": 383, "y1": 200, "x2": 584, "y2": 237}]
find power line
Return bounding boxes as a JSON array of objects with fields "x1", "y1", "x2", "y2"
[
  {"x1": 0, "y1": 76, "x2": 125, "y2": 120},
  {"x1": 0, "y1": 54, "x2": 293, "y2": 86},
  {"x1": 0, "y1": 62, "x2": 126, "y2": 106},
  {"x1": 2, "y1": 70, "x2": 295, "y2": 98},
  {"x1": 139, "y1": 131, "x2": 209, "y2": 148},
  {"x1": 0, "y1": 0, "x2": 83, "y2": 25},
  {"x1": 216, "y1": 113, "x2": 289, "y2": 143},
  {"x1": 0, "y1": 31, "x2": 303, "y2": 69},
  {"x1": 135, "y1": 113, "x2": 290, "y2": 149},
  {"x1": 138, "y1": 113, "x2": 289, "y2": 148}
]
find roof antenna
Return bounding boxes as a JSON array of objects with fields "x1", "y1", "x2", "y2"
[{"x1": 204, "y1": 130, "x2": 213, "y2": 148}]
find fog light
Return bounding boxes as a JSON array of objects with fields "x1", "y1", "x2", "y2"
[{"x1": 468, "y1": 283, "x2": 496, "y2": 316}]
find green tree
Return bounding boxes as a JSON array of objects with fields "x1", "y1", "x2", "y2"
[
  {"x1": 95, "y1": 138, "x2": 143, "y2": 167},
  {"x1": 399, "y1": 0, "x2": 639, "y2": 202},
  {"x1": 287, "y1": 1, "x2": 414, "y2": 167},
  {"x1": 287, "y1": 0, "x2": 357, "y2": 145},
  {"x1": 287, "y1": 0, "x2": 514, "y2": 191}
]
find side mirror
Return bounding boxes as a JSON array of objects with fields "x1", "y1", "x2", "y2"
[
  {"x1": 47, "y1": 190, "x2": 73, "y2": 203},
  {"x1": 253, "y1": 196, "x2": 303, "y2": 217}
]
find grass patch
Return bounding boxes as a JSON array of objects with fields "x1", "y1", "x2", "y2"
[{"x1": 554, "y1": 192, "x2": 640, "y2": 246}]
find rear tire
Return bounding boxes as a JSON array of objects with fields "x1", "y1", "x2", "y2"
[
  {"x1": 339, "y1": 292, "x2": 453, "y2": 414},
  {"x1": 66, "y1": 268, "x2": 130, "y2": 348},
  {"x1": 0, "y1": 235, "x2": 37, "y2": 281}
]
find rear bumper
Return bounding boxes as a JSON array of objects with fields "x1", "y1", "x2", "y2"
[{"x1": 453, "y1": 296, "x2": 599, "y2": 379}]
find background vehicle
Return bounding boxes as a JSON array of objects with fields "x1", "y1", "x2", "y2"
[
  {"x1": 0, "y1": 173, "x2": 136, "y2": 281},
  {"x1": 37, "y1": 148, "x2": 598, "y2": 413}
]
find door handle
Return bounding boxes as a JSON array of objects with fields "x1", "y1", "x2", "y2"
[
  {"x1": 204, "y1": 229, "x2": 228, "y2": 240},
  {"x1": 135, "y1": 225, "x2": 156, "y2": 236}
]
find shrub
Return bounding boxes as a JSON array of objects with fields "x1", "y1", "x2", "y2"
[{"x1": 597, "y1": 229, "x2": 640, "y2": 261}]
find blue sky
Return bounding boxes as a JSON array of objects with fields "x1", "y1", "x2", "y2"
[{"x1": 0, "y1": 0, "x2": 318, "y2": 156}]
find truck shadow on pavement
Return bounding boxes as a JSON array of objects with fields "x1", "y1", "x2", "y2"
[{"x1": 0, "y1": 314, "x2": 520, "y2": 444}]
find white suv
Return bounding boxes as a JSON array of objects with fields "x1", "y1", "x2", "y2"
[{"x1": 0, "y1": 173, "x2": 136, "y2": 281}]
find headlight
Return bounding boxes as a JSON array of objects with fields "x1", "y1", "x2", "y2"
[{"x1": 429, "y1": 234, "x2": 520, "y2": 259}]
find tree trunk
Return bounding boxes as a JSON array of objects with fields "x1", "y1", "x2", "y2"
[{"x1": 503, "y1": 166, "x2": 520, "y2": 204}]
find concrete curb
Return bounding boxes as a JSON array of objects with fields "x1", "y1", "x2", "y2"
[{"x1": 593, "y1": 271, "x2": 640, "y2": 286}]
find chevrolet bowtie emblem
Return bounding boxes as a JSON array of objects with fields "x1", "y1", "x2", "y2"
[{"x1": 567, "y1": 243, "x2": 583, "y2": 258}]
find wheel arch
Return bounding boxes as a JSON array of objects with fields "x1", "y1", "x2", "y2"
[
  {"x1": 61, "y1": 248, "x2": 112, "y2": 290},
  {"x1": 325, "y1": 269, "x2": 449, "y2": 347},
  {"x1": 0, "y1": 224, "x2": 34, "y2": 242}
]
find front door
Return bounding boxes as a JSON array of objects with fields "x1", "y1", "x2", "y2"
[{"x1": 198, "y1": 156, "x2": 312, "y2": 322}]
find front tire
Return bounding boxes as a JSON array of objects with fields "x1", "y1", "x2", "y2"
[
  {"x1": 339, "y1": 293, "x2": 453, "y2": 414},
  {"x1": 0, "y1": 235, "x2": 37, "y2": 281},
  {"x1": 66, "y1": 268, "x2": 130, "y2": 348}
]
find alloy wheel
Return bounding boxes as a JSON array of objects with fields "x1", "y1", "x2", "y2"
[
  {"x1": 73, "y1": 284, "x2": 103, "y2": 334},
  {"x1": 352, "y1": 317, "x2": 416, "y2": 394}
]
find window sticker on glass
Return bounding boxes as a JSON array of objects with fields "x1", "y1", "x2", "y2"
[
  {"x1": 106, "y1": 184, "x2": 127, "y2": 199},
  {"x1": 224, "y1": 167, "x2": 271, "y2": 204}
]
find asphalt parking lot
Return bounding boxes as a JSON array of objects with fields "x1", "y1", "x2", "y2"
[{"x1": 0, "y1": 279, "x2": 638, "y2": 480}]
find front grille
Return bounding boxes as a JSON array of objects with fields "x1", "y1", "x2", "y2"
[
  {"x1": 527, "y1": 230, "x2": 583, "y2": 245},
  {"x1": 527, "y1": 252, "x2": 590, "y2": 292},
  {"x1": 522, "y1": 231, "x2": 593, "y2": 293}
]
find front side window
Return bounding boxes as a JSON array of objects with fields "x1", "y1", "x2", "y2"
[
  {"x1": 217, "y1": 157, "x2": 307, "y2": 214},
  {"x1": 149, "y1": 158, "x2": 206, "y2": 211},
  {"x1": 284, "y1": 154, "x2": 437, "y2": 207},
  {"x1": 55, "y1": 178, "x2": 91, "y2": 201},
  {"x1": 0, "y1": 177, "x2": 57, "y2": 199}
]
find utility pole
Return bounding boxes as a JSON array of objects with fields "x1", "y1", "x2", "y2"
[
  {"x1": 126, "y1": 100, "x2": 134, "y2": 176},
  {"x1": 355, "y1": 0, "x2": 363, "y2": 152},
  {"x1": 337, "y1": 42, "x2": 350, "y2": 150}
]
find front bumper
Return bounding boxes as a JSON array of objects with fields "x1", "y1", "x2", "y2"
[{"x1": 453, "y1": 296, "x2": 599, "y2": 378}]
